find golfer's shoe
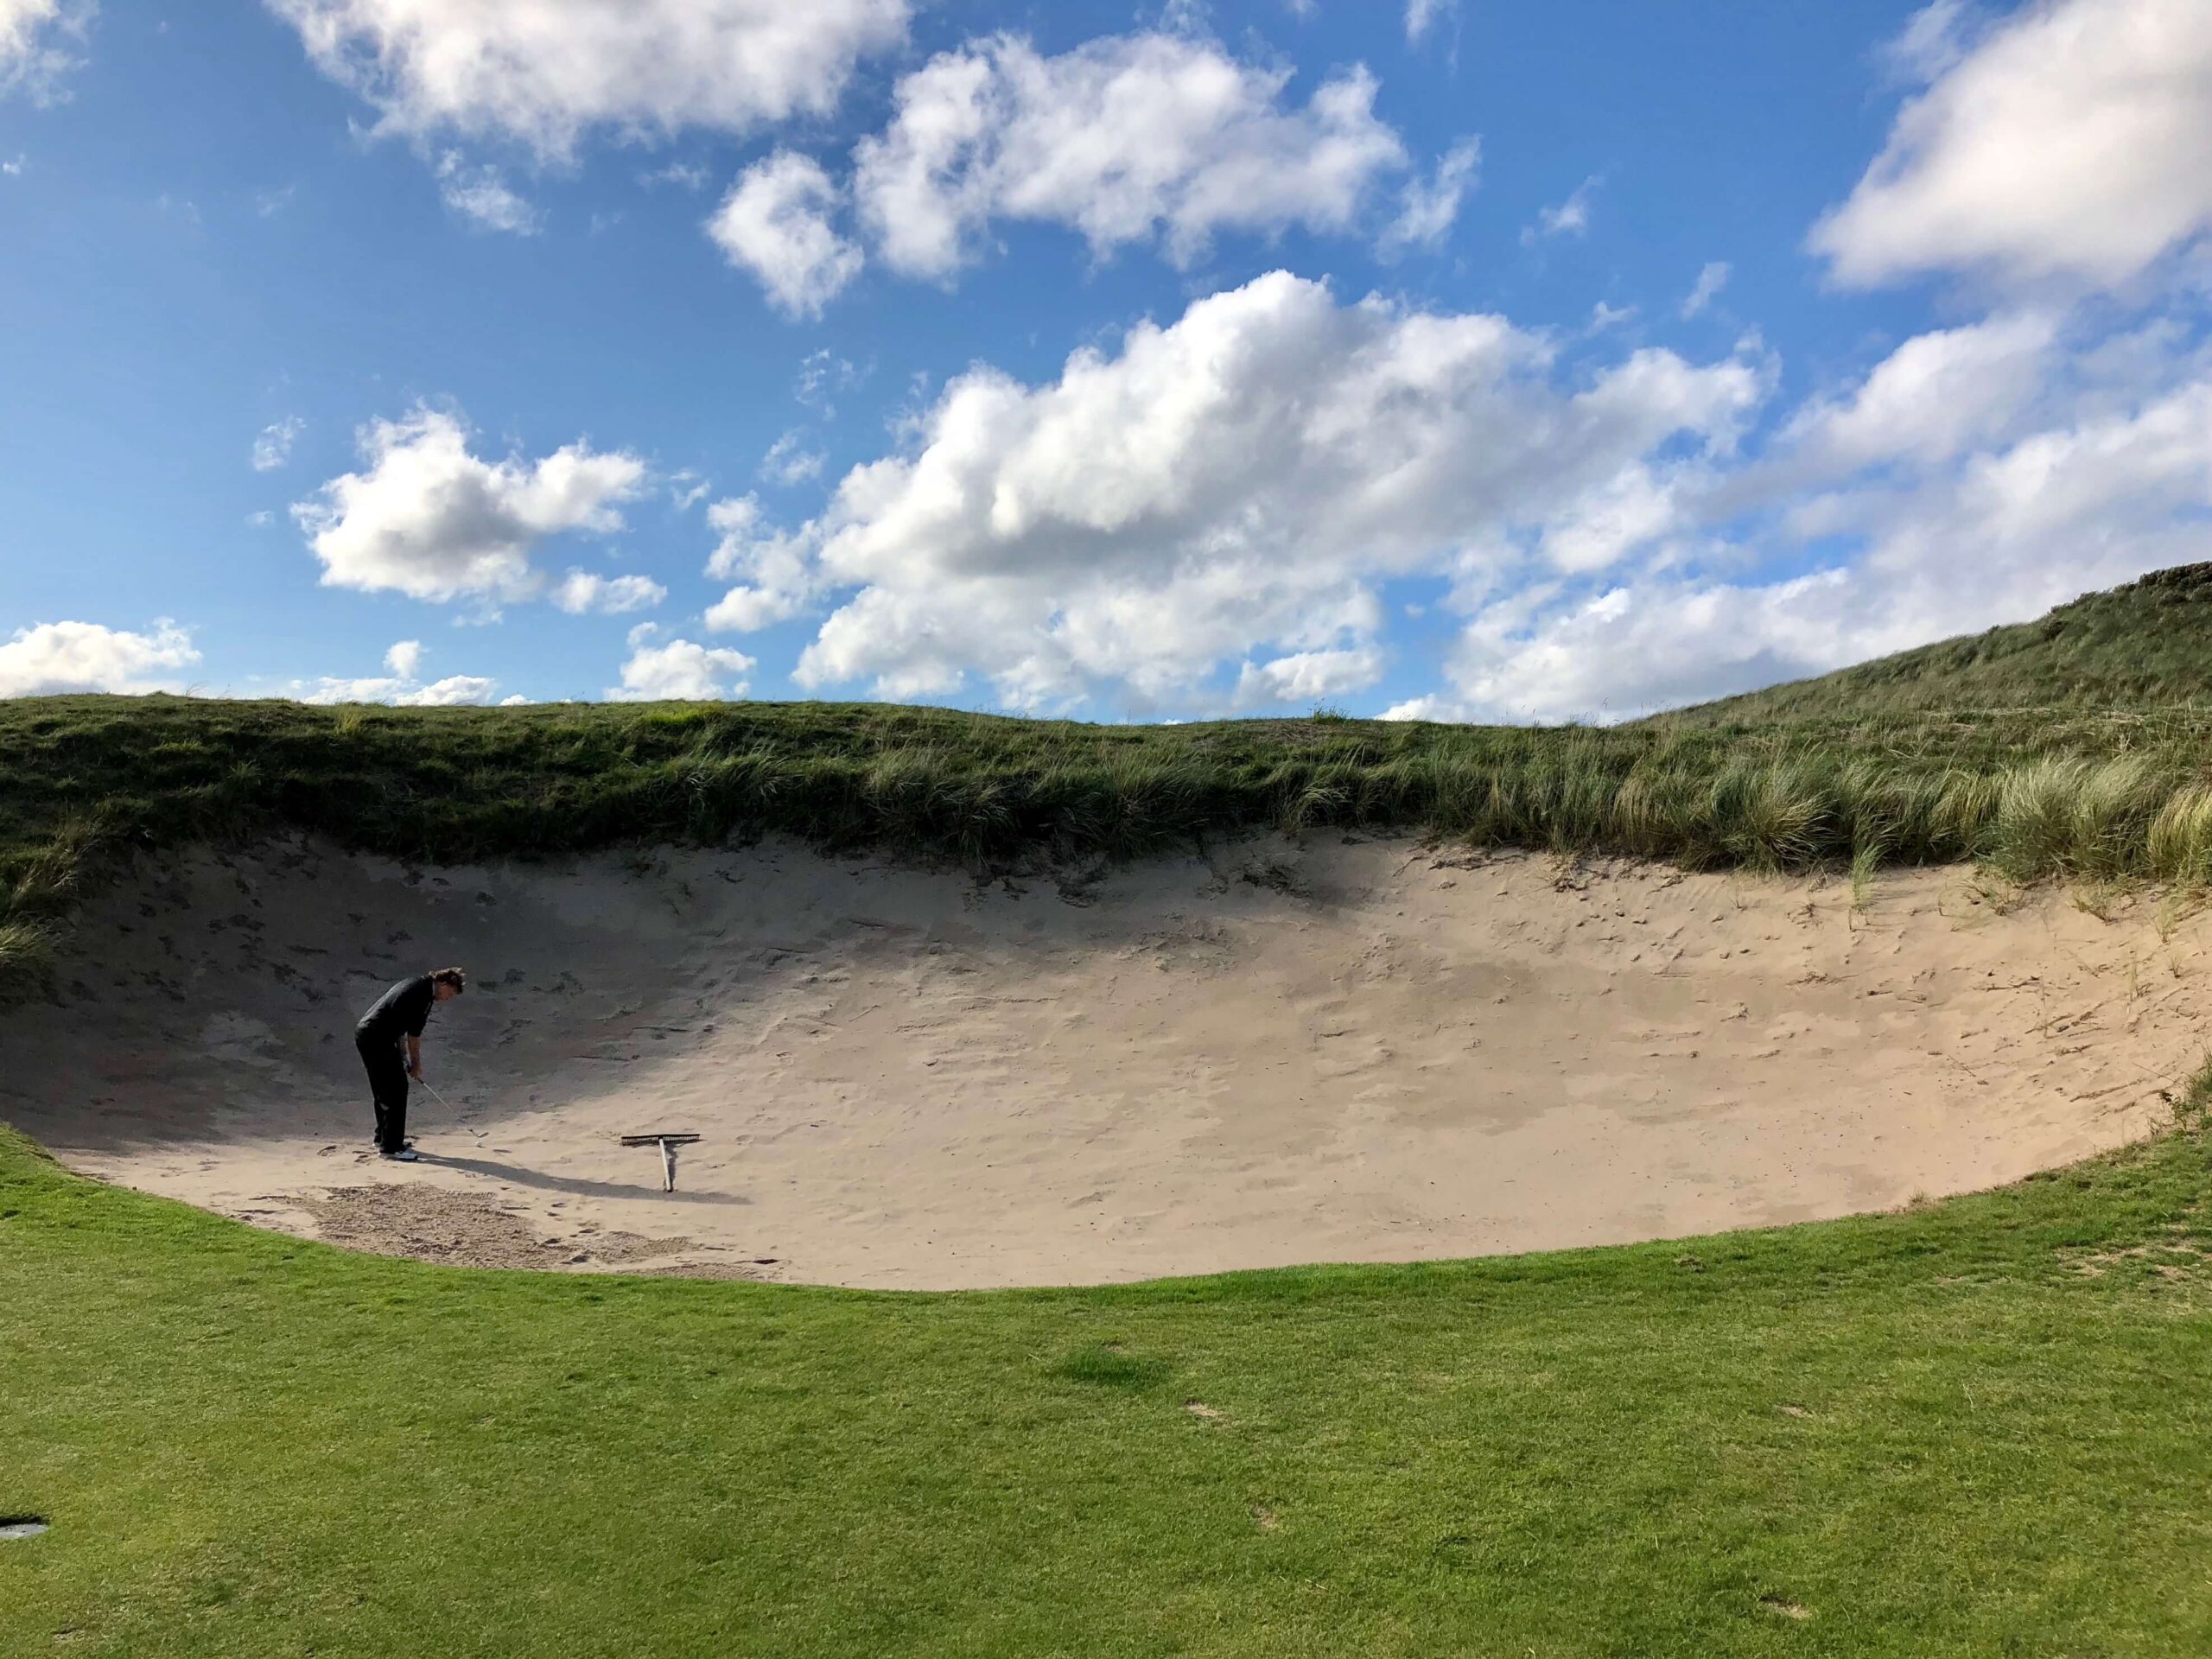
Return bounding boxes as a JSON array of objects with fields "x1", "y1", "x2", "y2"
[{"x1": 379, "y1": 1147, "x2": 420, "y2": 1163}]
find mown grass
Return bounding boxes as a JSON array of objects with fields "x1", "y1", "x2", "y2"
[{"x1": 3, "y1": 1120, "x2": 2209, "y2": 1656}]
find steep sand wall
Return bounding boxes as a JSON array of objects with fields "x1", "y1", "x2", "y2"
[{"x1": 1, "y1": 835, "x2": 2197, "y2": 1287}]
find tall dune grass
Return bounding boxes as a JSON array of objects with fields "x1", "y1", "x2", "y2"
[
  {"x1": 2148, "y1": 784, "x2": 2212, "y2": 885},
  {"x1": 3, "y1": 692, "x2": 2212, "y2": 999}
]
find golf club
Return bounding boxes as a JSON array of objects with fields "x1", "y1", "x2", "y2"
[{"x1": 414, "y1": 1075, "x2": 487, "y2": 1142}]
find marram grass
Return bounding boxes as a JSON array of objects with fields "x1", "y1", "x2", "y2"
[
  {"x1": 5, "y1": 683, "x2": 2212, "y2": 993},
  {"x1": 11, "y1": 565, "x2": 2212, "y2": 985}
]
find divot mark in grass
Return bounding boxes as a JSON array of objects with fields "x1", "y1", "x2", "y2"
[
  {"x1": 0, "y1": 1516, "x2": 50, "y2": 1541},
  {"x1": 1758, "y1": 1596, "x2": 1812, "y2": 1620},
  {"x1": 1182, "y1": 1401, "x2": 1226, "y2": 1421},
  {"x1": 1251, "y1": 1504, "x2": 1280, "y2": 1533},
  {"x1": 1777, "y1": 1404, "x2": 1814, "y2": 1419}
]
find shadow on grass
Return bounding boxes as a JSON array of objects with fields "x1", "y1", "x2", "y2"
[{"x1": 1050, "y1": 1341, "x2": 1173, "y2": 1390}]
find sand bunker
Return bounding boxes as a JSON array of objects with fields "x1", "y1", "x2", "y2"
[{"x1": 3, "y1": 834, "x2": 2202, "y2": 1288}]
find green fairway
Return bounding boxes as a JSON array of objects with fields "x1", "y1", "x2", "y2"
[{"x1": 3, "y1": 1121, "x2": 2209, "y2": 1657}]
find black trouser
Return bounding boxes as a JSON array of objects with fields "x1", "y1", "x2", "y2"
[{"x1": 356, "y1": 1032, "x2": 410, "y2": 1154}]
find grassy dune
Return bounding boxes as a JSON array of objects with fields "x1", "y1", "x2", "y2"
[
  {"x1": 10, "y1": 566, "x2": 2212, "y2": 990},
  {"x1": 1682, "y1": 563, "x2": 2212, "y2": 721}
]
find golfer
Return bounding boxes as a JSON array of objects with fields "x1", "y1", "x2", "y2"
[{"x1": 355, "y1": 968, "x2": 466, "y2": 1160}]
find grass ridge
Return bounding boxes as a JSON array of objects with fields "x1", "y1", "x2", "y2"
[{"x1": 8, "y1": 680, "x2": 2212, "y2": 995}]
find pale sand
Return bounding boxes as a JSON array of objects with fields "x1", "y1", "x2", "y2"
[{"x1": 2, "y1": 834, "x2": 2202, "y2": 1289}]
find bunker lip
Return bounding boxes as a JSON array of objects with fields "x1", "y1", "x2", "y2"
[{"x1": 0, "y1": 834, "x2": 2195, "y2": 1290}]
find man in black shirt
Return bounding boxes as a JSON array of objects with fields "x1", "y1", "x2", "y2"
[{"x1": 354, "y1": 968, "x2": 466, "y2": 1160}]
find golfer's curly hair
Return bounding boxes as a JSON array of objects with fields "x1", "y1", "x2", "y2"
[{"x1": 431, "y1": 967, "x2": 467, "y2": 993}]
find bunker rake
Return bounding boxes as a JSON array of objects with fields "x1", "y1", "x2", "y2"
[{"x1": 620, "y1": 1132, "x2": 703, "y2": 1193}]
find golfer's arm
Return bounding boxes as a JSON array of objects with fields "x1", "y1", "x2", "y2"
[{"x1": 406, "y1": 1032, "x2": 422, "y2": 1074}]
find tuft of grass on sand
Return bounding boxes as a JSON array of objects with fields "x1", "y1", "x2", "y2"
[
  {"x1": 2172, "y1": 1053, "x2": 2212, "y2": 1130},
  {"x1": 3, "y1": 1122, "x2": 2210, "y2": 1656}
]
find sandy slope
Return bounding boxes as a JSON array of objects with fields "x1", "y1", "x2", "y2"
[{"x1": 2, "y1": 834, "x2": 2200, "y2": 1288}]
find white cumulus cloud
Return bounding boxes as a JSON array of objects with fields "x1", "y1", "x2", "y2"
[
  {"x1": 1779, "y1": 311, "x2": 2059, "y2": 474},
  {"x1": 1882, "y1": 0, "x2": 1982, "y2": 84},
  {"x1": 306, "y1": 672, "x2": 499, "y2": 706},
  {"x1": 853, "y1": 32, "x2": 1411, "y2": 281},
  {"x1": 1812, "y1": 0, "x2": 2212, "y2": 290},
  {"x1": 702, "y1": 494, "x2": 817, "y2": 633},
  {"x1": 0, "y1": 0, "x2": 90, "y2": 104},
  {"x1": 707, "y1": 150, "x2": 863, "y2": 317},
  {"x1": 266, "y1": 0, "x2": 911, "y2": 159},
  {"x1": 1234, "y1": 646, "x2": 1384, "y2": 709},
  {"x1": 0, "y1": 619, "x2": 199, "y2": 697},
  {"x1": 1415, "y1": 362, "x2": 2212, "y2": 722},
  {"x1": 294, "y1": 405, "x2": 648, "y2": 607},
  {"x1": 301, "y1": 638, "x2": 500, "y2": 705},
  {"x1": 702, "y1": 270, "x2": 1765, "y2": 711},
  {"x1": 393, "y1": 676, "x2": 498, "y2": 706},
  {"x1": 607, "y1": 637, "x2": 755, "y2": 701},
  {"x1": 550, "y1": 570, "x2": 666, "y2": 614}
]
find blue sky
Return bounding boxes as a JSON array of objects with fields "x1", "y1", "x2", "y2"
[{"x1": 2, "y1": 0, "x2": 2208, "y2": 718}]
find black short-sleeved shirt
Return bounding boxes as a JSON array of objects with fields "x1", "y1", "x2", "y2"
[{"x1": 356, "y1": 975, "x2": 436, "y2": 1043}]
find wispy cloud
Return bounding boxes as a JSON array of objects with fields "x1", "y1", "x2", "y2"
[
  {"x1": 1522, "y1": 175, "x2": 1599, "y2": 245},
  {"x1": 1405, "y1": 0, "x2": 1459, "y2": 46},
  {"x1": 1680, "y1": 260, "x2": 1731, "y2": 319},
  {"x1": 640, "y1": 161, "x2": 710, "y2": 190},
  {"x1": 435, "y1": 151, "x2": 543, "y2": 235},
  {"x1": 251, "y1": 416, "x2": 304, "y2": 473},
  {"x1": 760, "y1": 429, "x2": 825, "y2": 487},
  {"x1": 0, "y1": 0, "x2": 94, "y2": 106},
  {"x1": 1380, "y1": 138, "x2": 1478, "y2": 256}
]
